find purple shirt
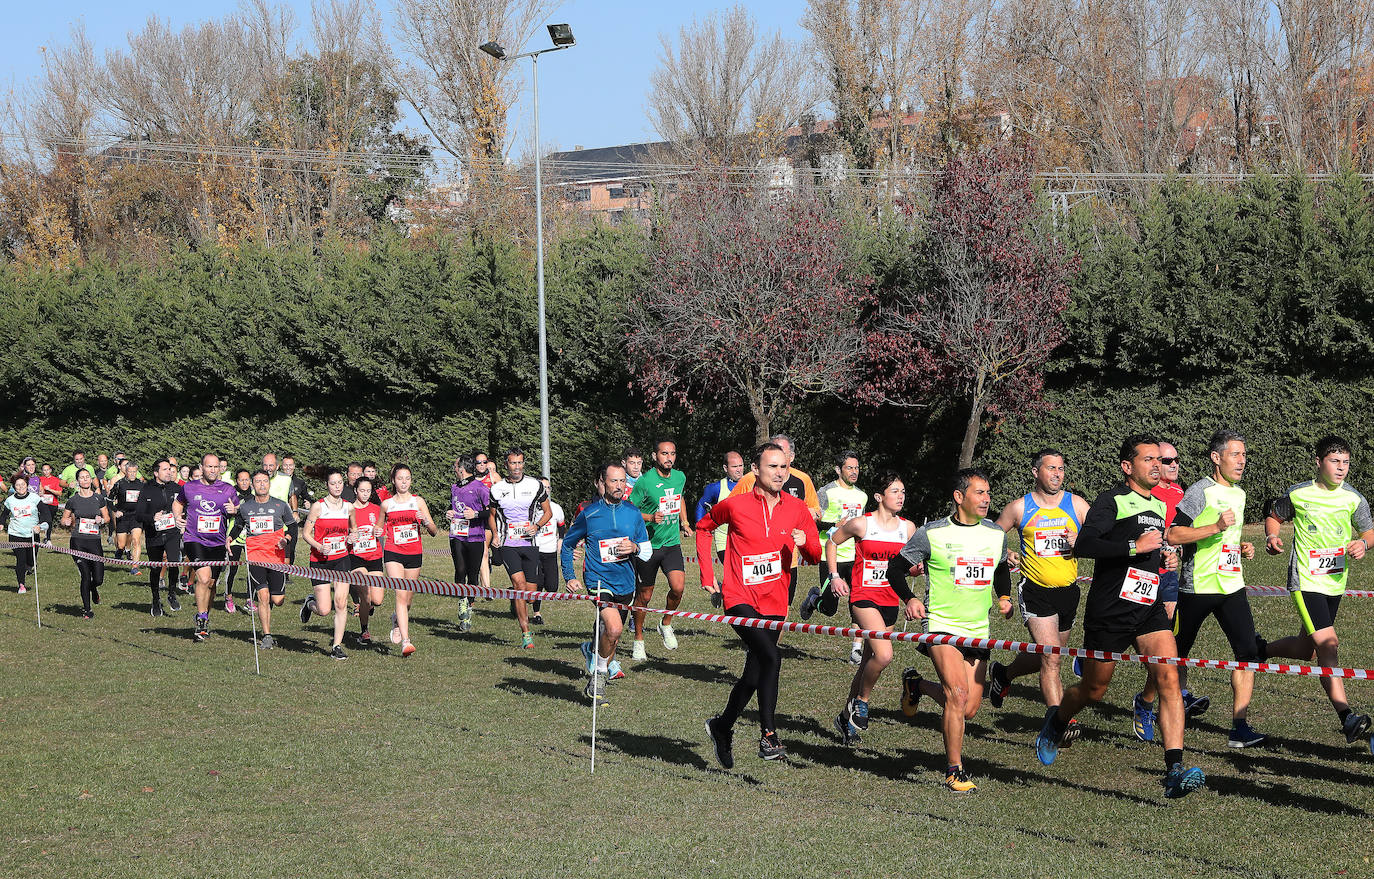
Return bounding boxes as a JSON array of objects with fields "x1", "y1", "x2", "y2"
[
  {"x1": 177, "y1": 479, "x2": 240, "y2": 546},
  {"x1": 450, "y1": 478, "x2": 491, "y2": 543}
]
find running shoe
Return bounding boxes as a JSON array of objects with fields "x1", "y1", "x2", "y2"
[
  {"x1": 1072, "y1": 656, "x2": 1082, "y2": 677},
  {"x1": 631, "y1": 639, "x2": 647, "y2": 661},
  {"x1": 81, "y1": 610, "x2": 93, "y2": 620},
  {"x1": 1035, "y1": 707, "x2": 1063, "y2": 766},
  {"x1": 1227, "y1": 720, "x2": 1266, "y2": 749},
  {"x1": 150, "y1": 601, "x2": 165, "y2": 618},
  {"x1": 91, "y1": 586, "x2": 100, "y2": 605},
  {"x1": 900, "y1": 668, "x2": 923, "y2": 718},
  {"x1": 224, "y1": 596, "x2": 237, "y2": 615},
  {"x1": 1061, "y1": 718, "x2": 1083, "y2": 748},
  {"x1": 401, "y1": 640, "x2": 416, "y2": 657},
  {"x1": 607, "y1": 660, "x2": 625, "y2": 681},
  {"x1": 758, "y1": 731, "x2": 786, "y2": 761},
  {"x1": 530, "y1": 612, "x2": 545, "y2": 626},
  {"x1": 176, "y1": 576, "x2": 189, "y2": 593},
  {"x1": 259, "y1": 634, "x2": 275, "y2": 650},
  {"x1": 834, "y1": 710, "x2": 861, "y2": 746},
  {"x1": 798, "y1": 586, "x2": 821, "y2": 621},
  {"x1": 456, "y1": 597, "x2": 471, "y2": 632},
  {"x1": 17, "y1": 585, "x2": 26, "y2": 594},
  {"x1": 131, "y1": 566, "x2": 142, "y2": 577},
  {"x1": 850, "y1": 698, "x2": 870, "y2": 732},
  {"x1": 242, "y1": 598, "x2": 256, "y2": 614},
  {"x1": 1162, "y1": 763, "x2": 1206, "y2": 799},
  {"x1": 849, "y1": 643, "x2": 863, "y2": 665},
  {"x1": 987, "y1": 661, "x2": 1009, "y2": 709},
  {"x1": 1133, "y1": 693, "x2": 1157, "y2": 743},
  {"x1": 705, "y1": 716, "x2": 734, "y2": 769},
  {"x1": 944, "y1": 767, "x2": 977, "y2": 793},
  {"x1": 330, "y1": 644, "x2": 348, "y2": 661},
  {"x1": 658, "y1": 623, "x2": 678, "y2": 650},
  {"x1": 1341, "y1": 711, "x2": 1372, "y2": 743},
  {"x1": 584, "y1": 672, "x2": 608, "y2": 706},
  {"x1": 358, "y1": 630, "x2": 372, "y2": 646},
  {"x1": 580, "y1": 640, "x2": 595, "y2": 675},
  {"x1": 300, "y1": 596, "x2": 314, "y2": 624},
  {"x1": 167, "y1": 592, "x2": 181, "y2": 612},
  {"x1": 521, "y1": 631, "x2": 534, "y2": 650},
  {"x1": 389, "y1": 612, "x2": 401, "y2": 645},
  {"x1": 193, "y1": 616, "x2": 209, "y2": 643},
  {"x1": 1182, "y1": 689, "x2": 1211, "y2": 718}
]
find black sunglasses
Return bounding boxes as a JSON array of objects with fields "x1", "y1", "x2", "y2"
[{"x1": 1159, "y1": 457, "x2": 1179, "y2": 465}]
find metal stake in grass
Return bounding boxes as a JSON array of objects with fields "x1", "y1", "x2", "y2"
[
  {"x1": 31, "y1": 537, "x2": 41, "y2": 628},
  {"x1": 590, "y1": 595, "x2": 602, "y2": 775}
]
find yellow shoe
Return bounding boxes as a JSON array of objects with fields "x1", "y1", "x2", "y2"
[{"x1": 945, "y1": 767, "x2": 977, "y2": 793}]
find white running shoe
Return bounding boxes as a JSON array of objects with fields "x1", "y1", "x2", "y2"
[
  {"x1": 848, "y1": 644, "x2": 863, "y2": 664},
  {"x1": 389, "y1": 612, "x2": 402, "y2": 645},
  {"x1": 658, "y1": 623, "x2": 679, "y2": 650},
  {"x1": 632, "y1": 639, "x2": 647, "y2": 661}
]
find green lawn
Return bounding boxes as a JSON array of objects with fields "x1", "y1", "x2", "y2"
[{"x1": 2, "y1": 523, "x2": 1372, "y2": 878}]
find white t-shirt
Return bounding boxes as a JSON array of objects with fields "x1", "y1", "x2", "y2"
[{"x1": 535, "y1": 501, "x2": 565, "y2": 553}]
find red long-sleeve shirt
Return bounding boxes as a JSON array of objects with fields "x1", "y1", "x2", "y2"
[{"x1": 695, "y1": 487, "x2": 822, "y2": 617}]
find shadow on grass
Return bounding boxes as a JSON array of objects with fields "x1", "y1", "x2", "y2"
[
  {"x1": 577, "y1": 732, "x2": 763, "y2": 785},
  {"x1": 1185, "y1": 769, "x2": 1367, "y2": 817},
  {"x1": 215, "y1": 627, "x2": 327, "y2": 656},
  {"x1": 502, "y1": 654, "x2": 582, "y2": 680},
  {"x1": 495, "y1": 676, "x2": 583, "y2": 706},
  {"x1": 636, "y1": 657, "x2": 735, "y2": 685}
]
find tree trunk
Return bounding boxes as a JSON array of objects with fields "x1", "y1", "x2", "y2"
[{"x1": 958, "y1": 376, "x2": 986, "y2": 469}]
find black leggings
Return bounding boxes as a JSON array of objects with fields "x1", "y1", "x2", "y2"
[
  {"x1": 450, "y1": 538, "x2": 485, "y2": 587},
  {"x1": 146, "y1": 540, "x2": 182, "y2": 598},
  {"x1": 721, "y1": 604, "x2": 785, "y2": 734},
  {"x1": 535, "y1": 551, "x2": 558, "y2": 614},
  {"x1": 225, "y1": 545, "x2": 245, "y2": 594},
  {"x1": 10, "y1": 538, "x2": 36, "y2": 586},
  {"x1": 1174, "y1": 591, "x2": 1262, "y2": 661},
  {"x1": 71, "y1": 538, "x2": 104, "y2": 613}
]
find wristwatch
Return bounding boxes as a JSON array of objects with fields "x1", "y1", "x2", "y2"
[{"x1": 1128, "y1": 539, "x2": 1137, "y2": 556}]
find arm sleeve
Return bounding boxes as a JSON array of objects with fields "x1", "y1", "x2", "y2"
[
  {"x1": 796, "y1": 505, "x2": 823, "y2": 565},
  {"x1": 559, "y1": 512, "x2": 588, "y2": 581},
  {"x1": 1172, "y1": 482, "x2": 1207, "y2": 528},
  {"x1": 816, "y1": 484, "x2": 832, "y2": 527},
  {"x1": 1265, "y1": 492, "x2": 1295, "y2": 522},
  {"x1": 1352, "y1": 490, "x2": 1374, "y2": 533},
  {"x1": 693, "y1": 483, "x2": 717, "y2": 525},
  {"x1": 695, "y1": 497, "x2": 727, "y2": 583},
  {"x1": 1069, "y1": 492, "x2": 1129, "y2": 560},
  {"x1": 993, "y1": 560, "x2": 1011, "y2": 601}
]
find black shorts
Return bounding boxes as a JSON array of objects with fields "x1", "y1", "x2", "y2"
[
  {"x1": 917, "y1": 639, "x2": 991, "y2": 662},
  {"x1": 1294, "y1": 591, "x2": 1342, "y2": 635},
  {"x1": 115, "y1": 514, "x2": 140, "y2": 534},
  {"x1": 1174, "y1": 591, "x2": 1261, "y2": 661},
  {"x1": 502, "y1": 545, "x2": 540, "y2": 584},
  {"x1": 309, "y1": 556, "x2": 352, "y2": 585},
  {"x1": 849, "y1": 600, "x2": 898, "y2": 628},
  {"x1": 1018, "y1": 579, "x2": 1081, "y2": 630},
  {"x1": 247, "y1": 565, "x2": 287, "y2": 596},
  {"x1": 384, "y1": 550, "x2": 423, "y2": 571},
  {"x1": 637, "y1": 544, "x2": 685, "y2": 586},
  {"x1": 183, "y1": 542, "x2": 227, "y2": 570},
  {"x1": 1083, "y1": 601, "x2": 1172, "y2": 655},
  {"x1": 350, "y1": 555, "x2": 383, "y2": 574}
]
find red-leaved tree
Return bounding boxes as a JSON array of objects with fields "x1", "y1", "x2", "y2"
[
  {"x1": 628, "y1": 178, "x2": 869, "y2": 442},
  {"x1": 860, "y1": 148, "x2": 1080, "y2": 468}
]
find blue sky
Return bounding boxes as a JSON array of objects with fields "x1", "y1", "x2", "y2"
[{"x1": 3, "y1": 0, "x2": 811, "y2": 155}]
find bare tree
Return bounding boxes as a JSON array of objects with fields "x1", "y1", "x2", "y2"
[{"x1": 648, "y1": 5, "x2": 812, "y2": 166}]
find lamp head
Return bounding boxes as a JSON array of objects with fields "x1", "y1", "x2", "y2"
[
  {"x1": 547, "y1": 23, "x2": 574, "y2": 46},
  {"x1": 480, "y1": 41, "x2": 506, "y2": 59}
]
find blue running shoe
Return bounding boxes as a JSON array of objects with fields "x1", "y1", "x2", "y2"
[
  {"x1": 580, "y1": 640, "x2": 594, "y2": 675},
  {"x1": 849, "y1": 698, "x2": 870, "y2": 732},
  {"x1": 1072, "y1": 656, "x2": 1082, "y2": 677},
  {"x1": 1162, "y1": 763, "x2": 1206, "y2": 798},
  {"x1": 1133, "y1": 693, "x2": 1156, "y2": 743},
  {"x1": 607, "y1": 659, "x2": 625, "y2": 680},
  {"x1": 1035, "y1": 707, "x2": 1061, "y2": 766},
  {"x1": 1182, "y1": 689, "x2": 1210, "y2": 718},
  {"x1": 1227, "y1": 719, "x2": 1266, "y2": 749}
]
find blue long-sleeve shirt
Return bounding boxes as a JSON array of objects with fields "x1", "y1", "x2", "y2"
[{"x1": 560, "y1": 497, "x2": 651, "y2": 596}]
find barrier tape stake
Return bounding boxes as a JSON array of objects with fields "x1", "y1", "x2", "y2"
[
  {"x1": 248, "y1": 566, "x2": 260, "y2": 676},
  {"x1": 31, "y1": 537, "x2": 41, "y2": 628},
  {"x1": 590, "y1": 596, "x2": 602, "y2": 776}
]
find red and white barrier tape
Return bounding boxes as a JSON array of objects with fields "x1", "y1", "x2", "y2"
[{"x1": 7, "y1": 541, "x2": 1374, "y2": 679}]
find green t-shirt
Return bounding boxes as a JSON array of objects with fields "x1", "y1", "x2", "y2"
[
  {"x1": 1175, "y1": 478, "x2": 1247, "y2": 596},
  {"x1": 818, "y1": 480, "x2": 867, "y2": 563},
  {"x1": 629, "y1": 468, "x2": 687, "y2": 549},
  {"x1": 898, "y1": 516, "x2": 1007, "y2": 639},
  {"x1": 59, "y1": 464, "x2": 96, "y2": 495},
  {"x1": 1270, "y1": 480, "x2": 1374, "y2": 596}
]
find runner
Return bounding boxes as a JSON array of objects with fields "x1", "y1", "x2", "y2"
[
  {"x1": 61, "y1": 469, "x2": 109, "y2": 619},
  {"x1": 37, "y1": 461, "x2": 62, "y2": 545},
  {"x1": 222, "y1": 468, "x2": 253, "y2": 613},
  {"x1": 1032, "y1": 435, "x2": 1205, "y2": 799},
  {"x1": 1153, "y1": 439, "x2": 1185, "y2": 623},
  {"x1": 802, "y1": 452, "x2": 867, "y2": 666},
  {"x1": 472, "y1": 451, "x2": 496, "y2": 593},
  {"x1": 885, "y1": 469, "x2": 1010, "y2": 791},
  {"x1": 563, "y1": 462, "x2": 652, "y2": 705},
  {"x1": 362, "y1": 461, "x2": 390, "y2": 502},
  {"x1": 628, "y1": 439, "x2": 690, "y2": 659},
  {"x1": 825, "y1": 472, "x2": 913, "y2": 746},
  {"x1": 136, "y1": 459, "x2": 184, "y2": 616},
  {"x1": 488, "y1": 449, "x2": 552, "y2": 649},
  {"x1": 4, "y1": 474, "x2": 40, "y2": 593},
  {"x1": 622, "y1": 448, "x2": 644, "y2": 491},
  {"x1": 108, "y1": 459, "x2": 145, "y2": 574},
  {"x1": 1144, "y1": 430, "x2": 1266, "y2": 749},
  {"x1": 693, "y1": 450, "x2": 744, "y2": 567},
  {"x1": 173, "y1": 454, "x2": 240, "y2": 642},
  {"x1": 347, "y1": 476, "x2": 387, "y2": 645},
  {"x1": 234, "y1": 470, "x2": 297, "y2": 649},
  {"x1": 340, "y1": 462, "x2": 364, "y2": 502},
  {"x1": 1263, "y1": 434, "x2": 1374, "y2": 746},
  {"x1": 58, "y1": 451, "x2": 95, "y2": 496},
  {"x1": 381, "y1": 464, "x2": 439, "y2": 656},
  {"x1": 987, "y1": 448, "x2": 1090, "y2": 714},
  {"x1": 282, "y1": 455, "x2": 315, "y2": 516},
  {"x1": 263, "y1": 453, "x2": 299, "y2": 571},
  {"x1": 532, "y1": 477, "x2": 566, "y2": 626},
  {"x1": 474, "y1": 452, "x2": 496, "y2": 489},
  {"x1": 697, "y1": 442, "x2": 822, "y2": 767},
  {"x1": 447, "y1": 456, "x2": 489, "y2": 634},
  {"x1": 728, "y1": 434, "x2": 822, "y2": 604},
  {"x1": 299, "y1": 471, "x2": 354, "y2": 659}
]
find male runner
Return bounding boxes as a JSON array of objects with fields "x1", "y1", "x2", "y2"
[
  {"x1": 728, "y1": 434, "x2": 822, "y2": 604},
  {"x1": 341, "y1": 462, "x2": 364, "y2": 502},
  {"x1": 1032, "y1": 435, "x2": 1205, "y2": 799},
  {"x1": 628, "y1": 439, "x2": 691, "y2": 659},
  {"x1": 109, "y1": 459, "x2": 144, "y2": 569},
  {"x1": 137, "y1": 459, "x2": 184, "y2": 616},
  {"x1": 800, "y1": 451, "x2": 866, "y2": 636},
  {"x1": 987, "y1": 448, "x2": 1090, "y2": 713},
  {"x1": 489, "y1": 449, "x2": 552, "y2": 648},
  {"x1": 622, "y1": 448, "x2": 644, "y2": 491},
  {"x1": 1263, "y1": 434, "x2": 1374, "y2": 746},
  {"x1": 563, "y1": 462, "x2": 652, "y2": 705},
  {"x1": 234, "y1": 470, "x2": 297, "y2": 649},
  {"x1": 694, "y1": 450, "x2": 744, "y2": 567},
  {"x1": 173, "y1": 454, "x2": 241, "y2": 642}
]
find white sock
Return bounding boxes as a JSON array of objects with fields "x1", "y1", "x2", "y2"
[
  {"x1": 852, "y1": 639, "x2": 862, "y2": 650},
  {"x1": 595, "y1": 655, "x2": 609, "y2": 673}
]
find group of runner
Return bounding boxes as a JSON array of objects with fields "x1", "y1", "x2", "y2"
[{"x1": 5, "y1": 429, "x2": 1373, "y2": 799}]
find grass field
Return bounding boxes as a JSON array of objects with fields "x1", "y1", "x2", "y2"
[{"x1": 2, "y1": 523, "x2": 1373, "y2": 879}]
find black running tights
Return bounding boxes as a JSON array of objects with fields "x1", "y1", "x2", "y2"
[{"x1": 720, "y1": 604, "x2": 784, "y2": 734}]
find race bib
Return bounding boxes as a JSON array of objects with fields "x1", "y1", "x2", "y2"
[
  {"x1": 598, "y1": 537, "x2": 624, "y2": 563},
  {"x1": 506, "y1": 523, "x2": 527, "y2": 542},
  {"x1": 1033, "y1": 528, "x2": 1072, "y2": 558},
  {"x1": 1119, "y1": 566, "x2": 1159, "y2": 605},
  {"x1": 1217, "y1": 543, "x2": 1241, "y2": 574},
  {"x1": 77, "y1": 517, "x2": 100, "y2": 535},
  {"x1": 658, "y1": 490, "x2": 681, "y2": 517},
  {"x1": 198, "y1": 514, "x2": 222, "y2": 533},
  {"x1": 1307, "y1": 547, "x2": 1346, "y2": 577},
  {"x1": 323, "y1": 535, "x2": 346, "y2": 556},
  {"x1": 840, "y1": 502, "x2": 863, "y2": 521},
  {"x1": 154, "y1": 511, "x2": 175, "y2": 532},
  {"x1": 953, "y1": 555, "x2": 994, "y2": 589},
  {"x1": 124, "y1": 490, "x2": 140, "y2": 504},
  {"x1": 860, "y1": 558, "x2": 889, "y2": 588},
  {"x1": 742, "y1": 550, "x2": 782, "y2": 586},
  {"x1": 450, "y1": 517, "x2": 470, "y2": 537},
  {"x1": 248, "y1": 515, "x2": 274, "y2": 535},
  {"x1": 393, "y1": 524, "x2": 419, "y2": 546},
  {"x1": 42, "y1": 494, "x2": 56, "y2": 505}
]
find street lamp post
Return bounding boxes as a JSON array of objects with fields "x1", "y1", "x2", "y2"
[{"x1": 481, "y1": 24, "x2": 575, "y2": 479}]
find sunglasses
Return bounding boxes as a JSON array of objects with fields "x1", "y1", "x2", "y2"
[{"x1": 1159, "y1": 457, "x2": 1179, "y2": 465}]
